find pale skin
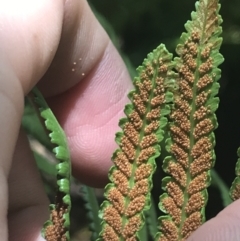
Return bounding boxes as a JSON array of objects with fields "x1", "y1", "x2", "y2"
[{"x1": 0, "y1": 0, "x2": 240, "y2": 240}]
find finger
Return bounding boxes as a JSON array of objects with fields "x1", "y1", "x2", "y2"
[
  {"x1": 38, "y1": 0, "x2": 111, "y2": 97},
  {"x1": 0, "y1": 1, "x2": 65, "y2": 240},
  {"x1": 41, "y1": 0, "x2": 133, "y2": 186},
  {"x1": 8, "y1": 130, "x2": 49, "y2": 241},
  {"x1": 187, "y1": 199, "x2": 240, "y2": 241},
  {"x1": 0, "y1": 0, "x2": 65, "y2": 94},
  {"x1": 47, "y1": 42, "x2": 132, "y2": 187}
]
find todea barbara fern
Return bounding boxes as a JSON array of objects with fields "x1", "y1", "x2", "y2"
[{"x1": 27, "y1": 0, "x2": 240, "y2": 240}]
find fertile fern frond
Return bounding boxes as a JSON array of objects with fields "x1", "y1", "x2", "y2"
[
  {"x1": 156, "y1": 0, "x2": 224, "y2": 240},
  {"x1": 98, "y1": 44, "x2": 176, "y2": 241},
  {"x1": 230, "y1": 147, "x2": 240, "y2": 200}
]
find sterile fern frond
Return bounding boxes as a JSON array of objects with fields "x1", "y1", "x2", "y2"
[
  {"x1": 29, "y1": 88, "x2": 71, "y2": 241},
  {"x1": 81, "y1": 185, "x2": 101, "y2": 241}
]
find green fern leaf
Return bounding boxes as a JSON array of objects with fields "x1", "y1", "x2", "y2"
[
  {"x1": 81, "y1": 185, "x2": 101, "y2": 240},
  {"x1": 211, "y1": 169, "x2": 232, "y2": 207},
  {"x1": 29, "y1": 87, "x2": 71, "y2": 241},
  {"x1": 145, "y1": 196, "x2": 158, "y2": 240},
  {"x1": 98, "y1": 44, "x2": 176, "y2": 241},
  {"x1": 156, "y1": 0, "x2": 224, "y2": 240},
  {"x1": 138, "y1": 221, "x2": 148, "y2": 241}
]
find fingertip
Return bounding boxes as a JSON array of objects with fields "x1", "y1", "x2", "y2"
[{"x1": 187, "y1": 199, "x2": 240, "y2": 241}]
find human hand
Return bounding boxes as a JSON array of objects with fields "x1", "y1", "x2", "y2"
[{"x1": 0, "y1": 0, "x2": 132, "y2": 240}]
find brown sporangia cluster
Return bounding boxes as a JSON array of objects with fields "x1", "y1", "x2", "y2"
[
  {"x1": 101, "y1": 49, "x2": 172, "y2": 241},
  {"x1": 230, "y1": 150, "x2": 240, "y2": 200},
  {"x1": 45, "y1": 201, "x2": 67, "y2": 241},
  {"x1": 231, "y1": 184, "x2": 240, "y2": 201},
  {"x1": 157, "y1": 0, "x2": 221, "y2": 238}
]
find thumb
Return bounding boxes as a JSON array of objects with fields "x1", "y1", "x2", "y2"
[{"x1": 187, "y1": 199, "x2": 240, "y2": 241}]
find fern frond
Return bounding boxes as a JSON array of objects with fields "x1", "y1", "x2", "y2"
[
  {"x1": 98, "y1": 44, "x2": 176, "y2": 241},
  {"x1": 156, "y1": 0, "x2": 224, "y2": 240},
  {"x1": 230, "y1": 147, "x2": 240, "y2": 200},
  {"x1": 138, "y1": 222, "x2": 148, "y2": 241},
  {"x1": 145, "y1": 196, "x2": 158, "y2": 240},
  {"x1": 30, "y1": 87, "x2": 71, "y2": 241},
  {"x1": 211, "y1": 169, "x2": 232, "y2": 207},
  {"x1": 81, "y1": 185, "x2": 101, "y2": 240}
]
